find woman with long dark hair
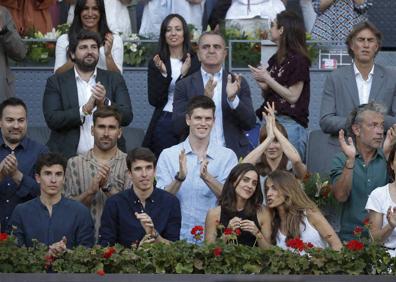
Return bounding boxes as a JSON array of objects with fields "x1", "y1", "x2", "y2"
[
  {"x1": 143, "y1": 13, "x2": 200, "y2": 158},
  {"x1": 54, "y1": 0, "x2": 123, "y2": 73},
  {"x1": 205, "y1": 163, "x2": 271, "y2": 248},
  {"x1": 249, "y1": 11, "x2": 310, "y2": 161},
  {"x1": 265, "y1": 170, "x2": 342, "y2": 250}
]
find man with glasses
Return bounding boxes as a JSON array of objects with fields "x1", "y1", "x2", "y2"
[
  {"x1": 320, "y1": 21, "x2": 396, "y2": 138},
  {"x1": 330, "y1": 102, "x2": 394, "y2": 241}
]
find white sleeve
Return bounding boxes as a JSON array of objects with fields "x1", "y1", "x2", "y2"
[
  {"x1": 155, "y1": 150, "x2": 176, "y2": 190},
  {"x1": 54, "y1": 34, "x2": 69, "y2": 72},
  {"x1": 217, "y1": 150, "x2": 238, "y2": 184},
  {"x1": 365, "y1": 186, "x2": 386, "y2": 214},
  {"x1": 111, "y1": 34, "x2": 124, "y2": 73}
]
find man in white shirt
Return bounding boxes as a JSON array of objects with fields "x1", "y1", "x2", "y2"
[
  {"x1": 43, "y1": 29, "x2": 133, "y2": 159},
  {"x1": 320, "y1": 21, "x2": 396, "y2": 137}
]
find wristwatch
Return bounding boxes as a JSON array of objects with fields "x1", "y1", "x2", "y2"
[{"x1": 174, "y1": 172, "x2": 186, "y2": 182}]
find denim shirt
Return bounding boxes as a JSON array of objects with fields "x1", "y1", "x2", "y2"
[{"x1": 0, "y1": 135, "x2": 48, "y2": 232}]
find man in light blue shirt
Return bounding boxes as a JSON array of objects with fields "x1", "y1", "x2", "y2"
[{"x1": 156, "y1": 95, "x2": 238, "y2": 243}]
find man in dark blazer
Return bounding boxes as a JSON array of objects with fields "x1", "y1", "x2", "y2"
[
  {"x1": 0, "y1": 5, "x2": 26, "y2": 102},
  {"x1": 43, "y1": 30, "x2": 133, "y2": 159},
  {"x1": 172, "y1": 31, "x2": 256, "y2": 159},
  {"x1": 320, "y1": 21, "x2": 396, "y2": 137}
]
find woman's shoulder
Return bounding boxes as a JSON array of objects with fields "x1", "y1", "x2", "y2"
[{"x1": 368, "y1": 184, "x2": 389, "y2": 200}]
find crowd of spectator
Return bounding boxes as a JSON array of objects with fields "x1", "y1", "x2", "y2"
[{"x1": 1, "y1": 0, "x2": 396, "y2": 265}]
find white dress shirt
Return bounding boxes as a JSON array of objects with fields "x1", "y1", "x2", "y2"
[{"x1": 354, "y1": 63, "x2": 374, "y2": 105}]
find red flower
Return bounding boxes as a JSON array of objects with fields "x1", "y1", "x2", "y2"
[
  {"x1": 44, "y1": 255, "x2": 54, "y2": 270},
  {"x1": 103, "y1": 246, "x2": 116, "y2": 259},
  {"x1": 286, "y1": 237, "x2": 305, "y2": 251},
  {"x1": 306, "y1": 242, "x2": 314, "y2": 249},
  {"x1": 235, "y1": 228, "x2": 241, "y2": 236},
  {"x1": 96, "y1": 269, "x2": 105, "y2": 276},
  {"x1": 223, "y1": 228, "x2": 233, "y2": 235},
  {"x1": 191, "y1": 225, "x2": 204, "y2": 241},
  {"x1": 363, "y1": 218, "x2": 370, "y2": 226},
  {"x1": 353, "y1": 226, "x2": 364, "y2": 237},
  {"x1": 213, "y1": 246, "x2": 222, "y2": 257},
  {"x1": 0, "y1": 233, "x2": 8, "y2": 241},
  {"x1": 346, "y1": 239, "x2": 364, "y2": 251}
]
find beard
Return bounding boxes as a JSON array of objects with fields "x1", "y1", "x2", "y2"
[{"x1": 74, "y1": 55, "x2": 98, "y2": 72}]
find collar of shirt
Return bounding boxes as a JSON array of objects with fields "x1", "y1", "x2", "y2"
[
  {"x1": 0, "y1": 134, "x2": 28, "y2": 150},
  {"x1": 355, "y1": 148, "x2": 385, "y2": 161},
  {"x1": 35, "y1": 196, "x2": 65, "y2": 211},
  {"x1": 353, "y1": 63, "x2": 374, "y2": 81},
  {"x1": 182, "y1": 138, "x2": 216, "y2": 160},
  {"x1": 74, "y1": 67, "x2": 98, "y2": 83},
  {"x1": 128, "y1": 187, "x2": 156, "y2": 211},
  {"x1": 201, "y1": 67, "x2": 223, "y2": 85}
]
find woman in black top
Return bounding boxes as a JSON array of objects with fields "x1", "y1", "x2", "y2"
[
  {"x1": 205, "y1": 163, "x2": 271, "y2": 248},
  {"x1": 143, "y1": 13, "x2": 200, "y2": 158}
]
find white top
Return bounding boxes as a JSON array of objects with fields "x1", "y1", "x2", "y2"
[
  {"x1": 200, "y1": 67, "x2": 240, "y2": 148},
  {"x1": 276, "y1": 216, "x2": 328, "y2": 250},
  {"x1": 354, "y1": 63, "x2": 374, "y2": 105},
  {"x1": 67, "y1": 0, "x2": 132, "y2": 36},
  {"x1": 163, "y1": 58, "x2": 182, "y2": 112},
  {"x1": 74, "y1": 67, "x2": 96, "y2": 155},
  {"x1": 139, "y1": 0, "x2": 171, "y2": 39},
  {"x1": 225, "y1": 0, "x2": 285, "y2": 21},
  {"x1": 54, "y1": 33, "x2": 124, "y2": 73},
  {"x1": 171, "y1": 0, "x2": 205, "y2": 33},
  {"x1": 366, "y1": 184, "x2": 396, "y2": 250}
]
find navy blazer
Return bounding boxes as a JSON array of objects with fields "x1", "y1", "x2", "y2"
[
  {"x1": 43, "y1": 68, "x2": 133, "y2": 159},
  {"x1": 172, "y1": 70, "x2": 256, "y2": 159}
]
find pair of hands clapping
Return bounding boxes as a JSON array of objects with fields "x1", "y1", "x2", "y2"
[
  {"x1": 204, "y1": 73, "x2": 242, "y2": 102},
  {"x1": 178, "y1": 149, "x2": 209, "y2": 182},
  {"x1": 153, "y1": 53, "x2": 192, "y2": 77}
]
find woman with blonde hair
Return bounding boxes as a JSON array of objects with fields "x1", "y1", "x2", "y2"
[{"x1": 265, "y1": 170, "x2": 342, "y2": 250}]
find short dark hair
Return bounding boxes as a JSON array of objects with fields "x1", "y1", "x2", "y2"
[
  {"x1": 0, "y1": 97, "x2": 27, "y2": 118},
  {"x1": 346, "y1": 21, "x2": 382, "y2": 58},
  {"x1": 126, "y1": 147, "x2": 156, "y2": 171},
  {"x1": 93, "y1": 105, "x2": 122, "y2": 126},
  {"x1": 186, "y1": 95, "x2": 216, "y2": 116},
  {"x1": 198, "y1": 31, "x2": 226, "y2": 47},
  {"x1": 35, "y1": 153, "x2": 67, "y2": 174},
  {"x1": 68, "y1": 29, "x2": 101, "y2": 59}
]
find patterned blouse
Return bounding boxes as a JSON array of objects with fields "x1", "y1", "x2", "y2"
[{"x1": 311, "y1": 0, "x2": 369, "y2": 41}]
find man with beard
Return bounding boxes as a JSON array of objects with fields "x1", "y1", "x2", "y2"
[
  {"x1": 64, "y1": 106, "x2": 130, "y2": 239},
  {"x1": 0, "y1": 97, "x2": 48, "y2": 232},
  {"x1": 43, "y1": 29, "x2": 133, "y2": 159}
]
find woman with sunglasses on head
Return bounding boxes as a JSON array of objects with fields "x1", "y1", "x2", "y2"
[
  {"x1": 54, "y1": 0, "x2": 123, "y2": 74},
  {"x1": 265, "y1": 170, "x2": 342, "y2": 251},
  {"x1": 249, "y1": 10, "x2": 310, "y2": 161},
  {"x1": 142, "y1": 14, "x2": 200, "y2": 158},
  {"x1": 243, "y1": 102, "x2": 307, "y2": 191},
  {"x1": 205, "y1": 163, "x2": 272, "y2": 248}
]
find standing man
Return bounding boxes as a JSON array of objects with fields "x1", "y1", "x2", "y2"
[
  {"x1": 99, "y1": 147, "x2": 181, "y2": 247},
  {"x1": 0, "y1": 98, "x2": 48, "y2": 232},
  {"x1": 9, "y1": 153, "x2": 94, "y2": 250},
  {"x1": 320, "y1": 21, "x2": 396, "y2": 137},
  {"x1": 64, "y1": 106, "x2": 130, "y2": 238},
  {"x1": 43, "y1": 29, "x2": 133, "y2": 159},
  {"x1": 0, "y1": 5, "x2": 26, "y2": 102},
  {"x1": 173, "y1": 31, "x2": 256, "y2": 159},
  {"x1": 330, "y1": 102, "x2": 392, "y2": 241},
  {"x1": 158, "y1": 96, "x2": 238, "y2": 243}
]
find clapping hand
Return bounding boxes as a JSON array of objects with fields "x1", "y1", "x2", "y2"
[
  {"x1": 204, "y1": 75, "x2": 217, "y2": 99},
  {"x1": 338, "y1": 129, "x2": 356, "y2": 160},
  {"x1": 135, "y1": 212, "x2": 155, "y2": 235},
  {"x1": 387, "y1": 206, "x2": 396, "y2": 229},
  {"x1": 153, "y1": 54, "x2": 167, "y2": 75},
  {"x1": 179, "y1": 149, "x2": 187, "y2": 180},
  {"x1": 180, "y1": 53, "x2": 191, "y2": 77},
  {"x1": 48, "y1": 236, "x2": 67, "y2": 257},
  {"x1": 226, "y1": 74, "x2": 241, "y2": 101},
  {"x1": 104, "y1": 33, "x2": 114, "y2": 57}
]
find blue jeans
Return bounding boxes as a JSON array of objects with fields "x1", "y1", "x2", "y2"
[{"x1": 276, "y1": 115, "x2": 308, "y2": 162}]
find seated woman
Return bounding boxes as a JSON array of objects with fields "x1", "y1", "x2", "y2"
[
  {"x1": 365, "y1": 145, "x2": 396, "y2": 257},
  {"x1": 205, "y1": 163, "x2": 272, "y2": 248},
  {"x1": 54, "y1": 0, "x2": 123, "y2": 73},
  {"x1": 142, "y1": 13, "x2": 200, "y2": 158},
  {"x1": 265, "y1": 170, "x2": 342, "y2": 250},
  {"x1": 243, "y1": 102, "x2": 307, "y2": 188}
]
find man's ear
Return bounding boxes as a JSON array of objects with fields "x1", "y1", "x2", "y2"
[
  {"x1": 35, "y1": 173, "x2": 41, "y2": 184},
  {"x1": 186, "y1": 114, "x2": 191, "y2": 126},
  {"x1": 351, "y1": 123, "x2": 360, "y2": 137}
]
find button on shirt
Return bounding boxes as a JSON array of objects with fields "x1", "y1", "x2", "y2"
[
  {"x1": 0, "y1": 135, "x2": 48, "y2": 232},
  {"x1": 156, "y1": 138, "x2": 238, "y2": 243},
  {"x1": 75, "y1": 67, "x2": 96, "y2": 155},
  {"x1": 98, "y1": 188, "x2": 181, "y2": 247},
  {"x1": 9, "y1": 197, "x2": 94, "y2": 248},
  {"x1": 330, "y1": 149, "x2": 388, "y2": 241},
  {"x1": 201, "y1": 68, "x2": 240, "y2": 147},
  {"x1": 354, "y1": 63, "x2": 374, "y2": 105}
]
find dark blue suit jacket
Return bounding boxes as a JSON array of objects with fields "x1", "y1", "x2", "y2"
[
  {"x1": 43, "y1": 68, "x2": 133, "y2": 159},
  {"x1": 172, "y1": 70, "x2": 256, "y2": 159}
]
